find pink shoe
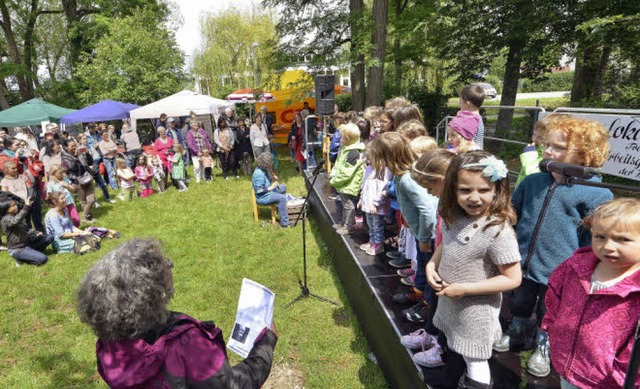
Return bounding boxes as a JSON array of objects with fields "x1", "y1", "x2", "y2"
[
  {"x1": 413, "y1": 343, "x2": 445, "y2": 368},
  {"x1": 400, "y1": 329, "x2": 437, "y2": 350}
]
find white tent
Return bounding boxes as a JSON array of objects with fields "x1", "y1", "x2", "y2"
[{"x1": 129, "y1": 90, "x2": 231, "y2": 126}]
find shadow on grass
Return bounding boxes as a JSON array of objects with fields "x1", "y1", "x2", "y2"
[{"x1": 33, "y1": 351, "x2": 98, "y2": 388}]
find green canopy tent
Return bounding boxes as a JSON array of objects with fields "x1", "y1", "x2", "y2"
[{"x1": 0, "y1": 98, "x2": 76, "y2": 127}]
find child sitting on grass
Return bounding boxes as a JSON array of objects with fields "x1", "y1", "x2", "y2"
[{"x1": 329, "y1": 124, "x2": 365, "y2": 236}]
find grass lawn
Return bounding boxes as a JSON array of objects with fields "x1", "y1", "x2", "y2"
[{"x1": 0, "y1": 153, "x2": 387, "y2": 388}]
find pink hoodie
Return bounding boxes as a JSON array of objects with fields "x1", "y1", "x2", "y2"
[{"x1": 543, "y1": 247, "x2": 640, "y2": 389}]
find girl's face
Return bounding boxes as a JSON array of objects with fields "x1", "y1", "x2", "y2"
[
  {"x1": 158, "y1": 129, "x2": 166, "y2": 138},
  {"x1": 138, "y1": 156, "x2": 146, "y2": 165},
  {"x1": 4, "y1": 163, "x2": 18, "y2": 178},
  {"x1": 173, "y1": 144, "x2": 180, "y2": 152},
  {"x1": 53, "y1": 143, "x2": 62, "y2": 154},
  {"x1": 380, "y1": 114, "x2": 392, "y2": 132},
  {"x1": 542, "y1": 129, "x2": 583, "y2": 165},
  {"x1": 245, "y1": 118, "x2": 251, "y2": 127},
  {"x1": 7, "y1": 201, "x2": 18, "y2": 215},
  {"x1": 447, "y1": 126, "x2": 462, "y2": 148},
  {"x1": 591, "y1": 217, "x2": 640, "y2": 272},
  {"x1": 456, "y1": 169, "x2": 496, "y2": 218},
  {"x1": 53, "y1": 169, "x2": 64, "y2": 181},
  {"x1": 101, "y1": 132, "x2": 109, "y2": 141}
]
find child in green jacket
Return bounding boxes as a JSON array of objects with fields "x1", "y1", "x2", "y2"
[{"x1": 329, "y1": 123, "x2": 365, "y2": 235}]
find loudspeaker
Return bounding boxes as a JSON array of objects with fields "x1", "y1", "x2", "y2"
[{"x1": 315, "y1": 75, "x2": 335, "y2": 115}]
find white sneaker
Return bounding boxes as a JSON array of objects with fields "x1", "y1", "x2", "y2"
[
  {"x1": 94, "y1": 202, "x2": 100, "y2": 208},
  {"x1": 108, "y1": 199, "x2": 116, "y2": 204}
]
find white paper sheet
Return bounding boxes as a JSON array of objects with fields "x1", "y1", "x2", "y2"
[{"x1": 227, "y1": 278, "x2": 275, "y2": 358}]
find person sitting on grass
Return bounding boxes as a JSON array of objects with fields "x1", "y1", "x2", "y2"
[
  {"x1": 252, "y1": 152, "x2": 290, "y2": 228},
  {"x1": 0, "y1": 196, "x2": 53, "y2": 267},
  {"x1": 76, "y1": 238, "x2": 278, "y2": 388},
  {"x1": 44, "y1": 192, "x2": 93, "y2": 253},
  {"x1": 46, "y1": 165, "x2": 80, "y2": 227}
]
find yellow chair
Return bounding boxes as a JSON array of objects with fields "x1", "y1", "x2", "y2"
[{"x1": 251, "y1": 188, "x2": 277, "y2": 224}]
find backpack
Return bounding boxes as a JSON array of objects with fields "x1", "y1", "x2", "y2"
[{"x1": 73, "y1": 234, "x2": 101, "y2": 255}]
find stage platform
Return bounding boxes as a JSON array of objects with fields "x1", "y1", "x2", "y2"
[{"x1": 304, "y1": 171, "x2": 561, "y2": 389}]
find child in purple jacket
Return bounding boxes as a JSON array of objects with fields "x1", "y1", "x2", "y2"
[{"x1": 543, "y1": 198, "x2": 640, "y2": 389}]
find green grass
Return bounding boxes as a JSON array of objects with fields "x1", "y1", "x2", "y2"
[{"x1": 0, "y1": 154, "x2": 386, "y2": 388}]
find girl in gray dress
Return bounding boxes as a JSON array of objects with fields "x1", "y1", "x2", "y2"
[{"x1": 424, "y1": 151, "x2": 522, "y2": 389}]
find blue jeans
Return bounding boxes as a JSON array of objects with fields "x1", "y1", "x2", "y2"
[
  {"x1": 93, "y1": 173, "x2": 111, "y2": 200},
  {"x1": 257, "y1": 185, "x2": 289, "y2": 227},
  {"x1": 9, "y1": 234, "x2": 53, "y2": 265},
  {"x1": 415, "y1": 238, "x2": 435, "y2": 306},
  {"x1": 365, "y1": 213, "x2": 385, "y2": 244},
  {"x1": 103, "y1": 157, "x2": 118, "y2": 189}
]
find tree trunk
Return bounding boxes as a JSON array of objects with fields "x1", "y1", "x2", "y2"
[
  {"x1": 393, "y1": 0, "x2": 402, "y2": 93},
  {"x1": 22, "y1": 0, "x2": 39, "y2": 97},
  {"x1": 570, "y1": 43, "x2": 599, "y2": 105},
  {"x1": 366, "y1": 0, "x2": 388, "y2": 107},
  {"x1": 0, "y1": 79, "x2": 10, "y2": 110},
  {"x1": 349, "y1": 0, "x2": 365, "y2": 112},
  {"x1": 495, "y1": 40, "x2": 524, "y2": 139},
  {"x1": 592, "y1": 45, "x2": 611, "y2": 100},
  {"x1": 0, "y1": 0, "x2": 31, "y2": 100},
  {"x1": 62, "y1": 0, "x2": 81, "y2": 72}
]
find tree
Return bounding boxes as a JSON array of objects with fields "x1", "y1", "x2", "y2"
[
  {"x1": 431, "y1": 0, "x2": 565, "y2": 136},
  {"x1": 365, "y1": 0, "x2": 388, "y2": 107},
  {"x1": 191, "y1": 7, "x2": 276, "y2": 98},
  {"x1": 75, "y1": 7, "x2": 186, "y2": 105}
]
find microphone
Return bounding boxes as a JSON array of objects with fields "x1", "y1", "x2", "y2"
[
  {"x1": 312, "y1": 159, "x2": 325, "y2": 175},
  {"x1": 538, "y1": 159, "x2": 600, "y2": 179}
]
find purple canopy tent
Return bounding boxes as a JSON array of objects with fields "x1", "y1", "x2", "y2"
[{"x1": 59, "y1": 100, "x2": 139, "y2": 124}]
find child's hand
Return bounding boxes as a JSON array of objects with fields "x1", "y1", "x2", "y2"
[
  {"x1": 356, "y1": 200, "x2": 362, "y2": 209},
  {"x1": 370, "y1": 205, "x2": 377, "y2": 213},
  {"x1": 436, "y1": 283, "x2": 469, "y2": 298},
  {"x1": 426, "y1": 262, "x2": 444, "y2": 291}
]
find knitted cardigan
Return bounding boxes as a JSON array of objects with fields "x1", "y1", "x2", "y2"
[{"x1": 512, "y1": 172, "x2": 613, "y2": 285}]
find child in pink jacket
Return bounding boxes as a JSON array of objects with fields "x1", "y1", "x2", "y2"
[{"x1": 542, "y1": 198, "x2": 640, "y2": 389}]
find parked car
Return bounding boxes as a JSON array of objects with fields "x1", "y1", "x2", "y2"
[{"x1": 478, "y1": 82, "x2": 497, "y2": 99}]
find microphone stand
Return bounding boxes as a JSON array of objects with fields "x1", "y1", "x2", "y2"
[
  {"x1": 286, "y1": 163, "x2": 339, "y2": 308},
  {"x1": 560, "y1": 175, "x2": 640, "y2": 388}
]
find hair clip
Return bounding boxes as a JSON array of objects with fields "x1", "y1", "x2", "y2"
[{"x1": 462, "y1": 156, "x2": 508, "y2": 182}]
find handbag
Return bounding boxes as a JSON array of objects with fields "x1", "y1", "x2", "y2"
[
  {"x1": 73, "y1": 234, "x2": 101, "y2": 255},
  {"x1": 78, "y1": 171, "x2": 93, "y2": 185},
  {"x1": 288, "y1": 137, "x2": 297, "y2": 150}
]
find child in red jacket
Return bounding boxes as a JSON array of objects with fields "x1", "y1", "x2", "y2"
[{"x1": 543, "y1": 198, "x2": 640, "y2": 389}]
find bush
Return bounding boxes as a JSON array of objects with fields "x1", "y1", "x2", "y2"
[
  {"x1": 520, "y1": 71, "x2": 574, "y2": 93},
  {"x1": 407, "y1": 86, "x2": 448, "y2": 133},
  {"x1": 336, "y1": 93, "x2": 352, "y2": 112}
]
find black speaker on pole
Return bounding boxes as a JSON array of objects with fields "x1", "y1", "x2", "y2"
[{"x1": 315, "y1": 75, "x2": 335, "y2": 115}]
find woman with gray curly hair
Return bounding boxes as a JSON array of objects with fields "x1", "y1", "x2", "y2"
[
  {"x1": 251, "y1": 152, "x2": 290, "y2": 227},
  {"x1": 77, "y1": 239, "x2": 278, "y2": 388}
]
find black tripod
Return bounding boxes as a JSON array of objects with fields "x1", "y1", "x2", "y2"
[{"x1": 286, "y1": 160, "x2": 338, "y2": 308}]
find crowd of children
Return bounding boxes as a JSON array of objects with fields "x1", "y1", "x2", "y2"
[{"x1": 325, "y1": 84, "x2": 638, "y2": 389}]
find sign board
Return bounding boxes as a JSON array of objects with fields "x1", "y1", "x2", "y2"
[{"x1": 541, "y1": 112, "x2": 640, "y2": 181}]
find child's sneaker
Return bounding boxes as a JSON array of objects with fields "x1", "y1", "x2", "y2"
[
  {"x1": 400, "y1": 329, "x2": 437, "y2": 350},
  {"x1": 404, "y1": 301, "x2": 430, "y2": 323},
  {"x1": 359, "y1": 242, "x2": 372, "y2": 251},
  {"x1": 397, "y1": 268, "x2": 415, "y2": 277},
  {"x1": 389, "y1": 256, "x2": 411, "y2": 268},
  {"x1": 386, "y1": 250, "x2": 402, "y2": 259},
  {"x1": 400, "y1": 275, "x2": 415, "y2": 286},
  {"x1": 365, "y1": 243, "x2": 384, "y2": 256},
  {"x1": 413, "y1": 343, "x2": 445, "y2": 368},
  {"x1": 393, "y1": 289, "x2": 424, "y2": 305}
]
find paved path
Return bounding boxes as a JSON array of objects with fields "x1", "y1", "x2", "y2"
[{"x1": 491, "y1": 91, "x2": 570, "y2": 101}]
